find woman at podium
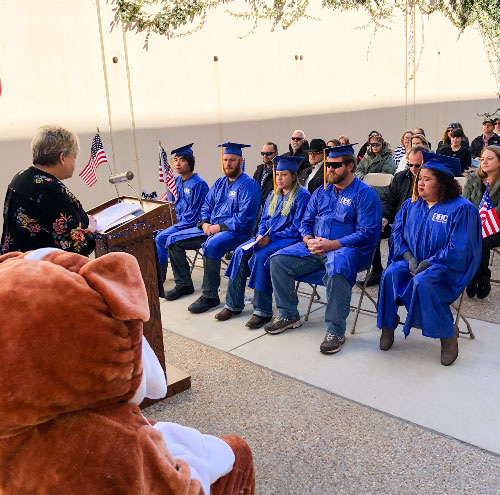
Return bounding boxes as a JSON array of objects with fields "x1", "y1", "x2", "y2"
[{"x1": 1, "y1": 125, "x2": 96, "y2": 256}]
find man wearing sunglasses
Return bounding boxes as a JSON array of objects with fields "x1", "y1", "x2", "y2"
[
  {"x1": 284, "y1": 129, "x2": 309, "y2": 172},
  {"x1": 265, "y1": 144, "x2": 381, "y2": 355},
  {"x1": 253, "y1": 142, "x2": 278, "y2": 207}
]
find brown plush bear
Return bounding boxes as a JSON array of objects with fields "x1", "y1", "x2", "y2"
[{"x1": 0, "y1": 249, "x2": 254, "y2": 494}]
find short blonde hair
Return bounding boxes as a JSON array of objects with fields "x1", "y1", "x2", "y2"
[{"x1": 31, "y1": 125, "x2": 79, "y2": 166}]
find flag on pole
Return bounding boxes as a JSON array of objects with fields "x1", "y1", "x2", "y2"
[
  {"x1": 158, "y1": 145, "x2": 177, "y2": 201},
  {"x1": 79, "y1": 133, "x2": 108, "y2": 187},
  {"x1": 479, "y1": 181, "x2": 500, "y2": 238}
]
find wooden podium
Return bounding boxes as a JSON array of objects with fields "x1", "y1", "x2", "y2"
[{"x1": 88, "y1": 197, "x2": 191, "y2": 406}]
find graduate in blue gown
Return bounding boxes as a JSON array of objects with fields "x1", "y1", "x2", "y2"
[
  {"x1": 155, "y1": 144, "x2": 209, "y2": 276},
  {"x1": 165, "y1": 142, "x2": 261, "y2": 315},
  {"x1": 265, "y1": 144, "x2": 382, "y2": 355},
  {"x1": 214, "y1": 155, "x2": 310, "y2": 328},
  {"x1": 377, "y1": 152, "x2": 482, "y2": 366}
]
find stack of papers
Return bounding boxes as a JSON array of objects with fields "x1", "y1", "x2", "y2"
[{"x1": 93, "y1": 202, "x2": 143, "y2": 233}]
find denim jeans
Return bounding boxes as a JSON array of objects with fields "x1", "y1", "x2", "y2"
[
  {"x1": 224, "y1": 251, "x2": 273, "y2": 316},
  {"x1": 270, "y1": 254, "x2": 352, "y2": 337}
]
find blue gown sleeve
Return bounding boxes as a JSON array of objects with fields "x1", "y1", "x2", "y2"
[
  {"x1": 200, "y1": 182, "x2": 217, "y2": 224},
  {"x1": 176, "y1": 180, "x2": 209, "y2": 228},
  {"x1": 388, "y1": 199, "x2": 411, "y2": 263},
  {"x1": 337, "y1": 187, "x2": 381, "y2": 249},
  {"x1": 299, "y1": 188, "x2": 320, "y2": 238},
  {"x1": 222, "y1": 179, "x2": 261, "y2": 234},
  {"x1": 269, "y1": 189, "x2": 311, "y2": 241}
]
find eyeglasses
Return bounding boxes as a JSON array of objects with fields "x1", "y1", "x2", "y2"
[
  {"x1": 261, "y1": 151, "x2": 275, "y2": 156},
  {"x1": 370, "y1": 142, "x2": 382, "y2": 147},
  {"x1": 326, "y1": 162, "x2": 344, "y2": 169},
  {"x1": 291, "y1": 137, "x2": 303, "y2": 141},
  {"x1": 408, "y1": 163, "x2": 421, "y2": 168},
  {"x1": 495, "y1": 122, "x2": 500, "y2": 126}
]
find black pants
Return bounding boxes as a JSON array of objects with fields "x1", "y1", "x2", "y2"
[
  {"x1": 476, "y1": 231, "x2": 500, "y2": 282},
  {"x1": 372, "y1": 225, "x2": 392, "y2": 274}
]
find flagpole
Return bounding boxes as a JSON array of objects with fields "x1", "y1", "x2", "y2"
[
  {"x1": 98, "y1": 126, "x2": 120, "y2": 199},
  {"x1": 159, "y1": 140, "x2": 175, "y2": 229}
]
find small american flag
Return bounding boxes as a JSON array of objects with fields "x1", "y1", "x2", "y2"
[
  {"x1": 79, "y1": 133, "x2": 108, "y2": 186},
  {"x1": 159, "y1": 145, "x2": 177, "y2": 201},
  {"x1": 479, "y1": 181, "x2": 500, "y2": 238}
]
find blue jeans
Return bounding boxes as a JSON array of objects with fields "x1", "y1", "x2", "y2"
[
  {"x1": 270, "y1": 254, "x2": 352, "y2": 337},
  {"x1": 225, "y1": 251, "x2": 273, "y2": 316}
]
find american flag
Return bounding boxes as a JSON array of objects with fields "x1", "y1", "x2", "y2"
[
  {"x1": 79, "y1": 133, "x2": 108, "y2": 186},
  {"x1": 158, "y1": 145, "x2": 177, "y2": 201},
  {"x1": 479, "y1": 181, "x2": 500, "y2": 238}
]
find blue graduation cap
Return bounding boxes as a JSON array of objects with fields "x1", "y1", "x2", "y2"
[
  {"x1": 171, "y1": 143, "x2": 194, "y2": 156},
  {"x1": 327, "y1": 143, "x2": 358, "y2": 159},
  {"x1": 218, "y1": 142, "x2": 251, "y2": 157},
  {"x1": 274, "y1": 155, "x2": 303, "y2": 173},
  {"x1": 422, "y1": 151, "x2": 460, "y2": 177}
]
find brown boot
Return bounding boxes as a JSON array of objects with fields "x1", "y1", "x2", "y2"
[
  {"x1": 440, "y1": 326, "x2": 459, "y2": 366},
  {"x1": 214, "y1": 308, "x2": 241, "y2": 321},
  {"x1": 245, "y1": 314, "x2": 272, "y2": 329},
  {"x1": 379, "y1": 328, "x2": 394, "y2": 350}
]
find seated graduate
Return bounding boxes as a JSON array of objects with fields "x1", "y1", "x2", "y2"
[
  {"x1": 215, "y1": 155, "x2": 310, "y2": 328},
  {"x1": 377, "y1": 152, "x2": 482, "y2": 366},
  {"x1": 155, "y1": 143, "x2": 209, "y2": 282},
  {"x1": 265, "y1": 144, "x2": 382, "y2": 355},
  {"x1": 165, "y1": 142, "x2": 261, "y2": 314}
]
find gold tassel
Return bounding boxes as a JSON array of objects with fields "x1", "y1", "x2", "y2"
[
  {"x1": 273, "y1": 159, "x2": 276, "y2": 194},
  {"x1": 323, "y1": 149, "x2": 327, "y2": 189},
  {"x1": 220, "y1": 147, "x2": 224, "y2": 173},
  {"x1": 411, "y1": 167, "x2": 421, "y2": 202}
]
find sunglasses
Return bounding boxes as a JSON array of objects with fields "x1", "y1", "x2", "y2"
[
  {"x1": 291, "y1": 137, "x2": 303, "y2": 141},
  {"x1": 261, "y1": 151, "x2": 275, "y2": 156},
  {"x1": 408, "y1": 163, "x2": 421, "y2": 168},
  {"x1": 326, "y1": 162, "x2": 344, "y2": 169},
  {"x1": 370, "y1": 142, "x2": 382, "y2": 147}
]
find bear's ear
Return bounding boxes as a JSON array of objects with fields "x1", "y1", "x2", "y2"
[{"x1": 79, "y1": 252, "x2": 150, "y2": 322}]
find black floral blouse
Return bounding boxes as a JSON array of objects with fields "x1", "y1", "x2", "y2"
[{"x1": 1, "y1": 166, "x2": 95, "y2": 256}]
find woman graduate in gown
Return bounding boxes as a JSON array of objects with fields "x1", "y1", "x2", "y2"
[
  {"x1": 377, "y1": 152, "x2": 482, "y2": 366},
  {"x1": 215, "y1": 155, "x2": 310, "y2": 329}
]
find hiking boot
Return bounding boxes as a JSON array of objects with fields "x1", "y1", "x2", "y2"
[
  {"x1": 466, "y1": 280, "x2": 477, "y2": 298},
  {"x1": 245, "y1": 314, "x2": 272, "y2": 329},
  {"x1": 319, "y1": 333, "x2": 346, "y2": 354},
  {"x1": 379, "y1": 327, "x2": 395, "y2": 351},
  {"x1": 440, "y1": 326, "x2": 459, "y2": 366},
  {"x1": 165, "y1": 285, "x2": 194, "y2": 301},
  {"x1": 264, "y1": 316, "x2": 302, "y2": 335},
  {"x1": 214, "y1": 308, "x2": 241, "y2": 321},
  {"x1": 357, "y1": 270, "x2": 382, "y2": 287},
  {"x1": 188, "y1": 296, "x2": 221, "y2": 314}
]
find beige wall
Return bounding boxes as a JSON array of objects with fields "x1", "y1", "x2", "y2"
[{"x1": 1, "y1": 0, "x2": 498, "y2": 224}]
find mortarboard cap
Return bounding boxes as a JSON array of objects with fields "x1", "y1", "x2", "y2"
[
  {"x1": 327, "y1": 143, "x2": 358, "y2": 159},
  {"x1": 218, "y1": 142, "x2": 251, "y2": 157},
  {"x1": 171, "y1": 143, "x2": 194, "y2": 156},
  {"x1": 274, "y1": 155, "x2": 303, "y2": 173},
  {"x1": 422, "y1": 151, "x2": 460, "y2": 177}
]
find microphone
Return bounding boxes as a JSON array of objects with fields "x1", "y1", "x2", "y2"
[{"x1": 109, "y1": 171, "x2": 134, "y2": 184}]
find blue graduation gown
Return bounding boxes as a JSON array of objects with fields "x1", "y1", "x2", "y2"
[
  {"x1": 377, "y1": 197, "x2": 482, "y2": 338},
  {"x1": 155, "y1": 174, "x2": 209, "y2": 264},
  {"x1": 272, "y1": 178, "x2": 382, "y2": 287},
  {"x1": 225, "y1": 186, "x2": 311, "y2": 293},
  {"x1": 173, "y1": 173, "x2": 261, "y2": 260}
]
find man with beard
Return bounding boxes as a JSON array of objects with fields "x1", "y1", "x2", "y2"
[
  {"x1": 165, "y1": 142, "x2": 261, "y2": 314},
  {"x1": 265, "y1": 144, "x2": 382, "y2": 354}
]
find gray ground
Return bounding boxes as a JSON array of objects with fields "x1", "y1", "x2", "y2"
[{"x1": 146, "y1": 331, "x2": 500, "y2": 495}]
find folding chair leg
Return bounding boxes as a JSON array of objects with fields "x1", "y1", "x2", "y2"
[
  {"x1": 452, "y1": 291, "x2": 475, "y2": 339},
  {"x1": 304, "y1": 284, "x2": 317, "y2": 322},
  {"x1": 351, "y1": 266, "x2": 372, "y2": 334},
  {"x1": 189, "y1": 249, "x2": 200, "y2": 274}
]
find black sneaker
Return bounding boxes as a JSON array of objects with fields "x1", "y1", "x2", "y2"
[
  {"x1": 165, "y1": 285, "x2": 194, "y2": 301},
  {"x1": 466, "y1": 280, "x2": 477, "y2": 298},
  {"x1": 264, "y1": 316, "x2": 302, "y2": 335},
  {"x1": 320, "y1": 333, "x2": 346, "y2": 354},
  {"x1": 188, "y1": 296, "x2": 221, "y2": 314}
]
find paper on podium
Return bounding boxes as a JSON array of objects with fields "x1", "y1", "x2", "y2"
[{"x1": 94, "y1": 202, "x2": 143, "y2": 232}]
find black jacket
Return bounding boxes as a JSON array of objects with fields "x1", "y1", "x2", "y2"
[
  {"x1": 284, "y1": 140, "x2": 309, "y2": 173},
  {"x1": 253, "y1": 163, "x2": 275, "y2": 207},
  {"x1": 381, "y1": 168, "x2": 416, "y2": 223},
  {"x1": 435, "y1": 145, "x2": 472, "y2": 174},
  {"x1": 298, "y1": 163, "x2": 324, "y2": 194},
  {"x1": 469, "y1": 134, "x2": 500, "y2": 158}
]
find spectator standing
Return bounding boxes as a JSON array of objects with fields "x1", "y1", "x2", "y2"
[{"x1": 470, "y1": 119, "x2": 500, "y2": 158}]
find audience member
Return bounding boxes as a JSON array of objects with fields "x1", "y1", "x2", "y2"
[
  {"x1": 436, "y1": 129, "x2": 472, "y2": 174},
  {"x1": 392, "y1": 130, "x2": 414, "y2": 166},
  {"x1": 155, "y1": 144, "x2": 209, "y2": 282},
  {"x1": 265, "y1": 144, "x2": 381, "y2": 355},
  {"x1": 215, "y1": 155, "x2": 310, "y2": 328},
  {"x1": 395, "y1": 134, "x2": 430, "y2": 173},
  {"x1": 253, "y1": 142, "x2": 278, "y2": 207},
  {"x1": 165, "y1": 142, "x2": 261, "y2": 314},
  {"x1": 463, "y1": 145, "x2": 500, "y2": 299},
  {"x1": 284, "y1": 129, "x2": 309, "y2": 172},
  {"x1": 355, "y1": 135, "x2": 395, "y2": 197},
  {"x1": 360, "y1": 146, "x2": 425, "y2": 287},
  {"x1": 413, "y1": 127, "x2": 431, "y2": 150},
  {"x1": 298, "y1": 138, "x2": 328, "y2": 194},
  {"x1": 357, "y1": 130, "x2": 382, "y2": 162},
  {"x1": 326, "y1": 139, "x2": 341, "y2": 148},
  {"x1": 1, "y1": 125, "x2": 96, "y2": 256},
  {"x1": 470, "y1": 119, "x2": 500, "y2": 158},
  {"x1": 377, "y1": 152, "x2": 481, "y2": 366},
  {"x1": 338, "y1": 135, "x2": 350, "y2": 146},
  {"x1": 494, "y1": 117, "x2": 500, "y2": 136}
]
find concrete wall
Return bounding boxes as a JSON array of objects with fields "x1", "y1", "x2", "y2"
[{"x1": 1, "y1": 0, "x2": 498, "y2": 221}]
